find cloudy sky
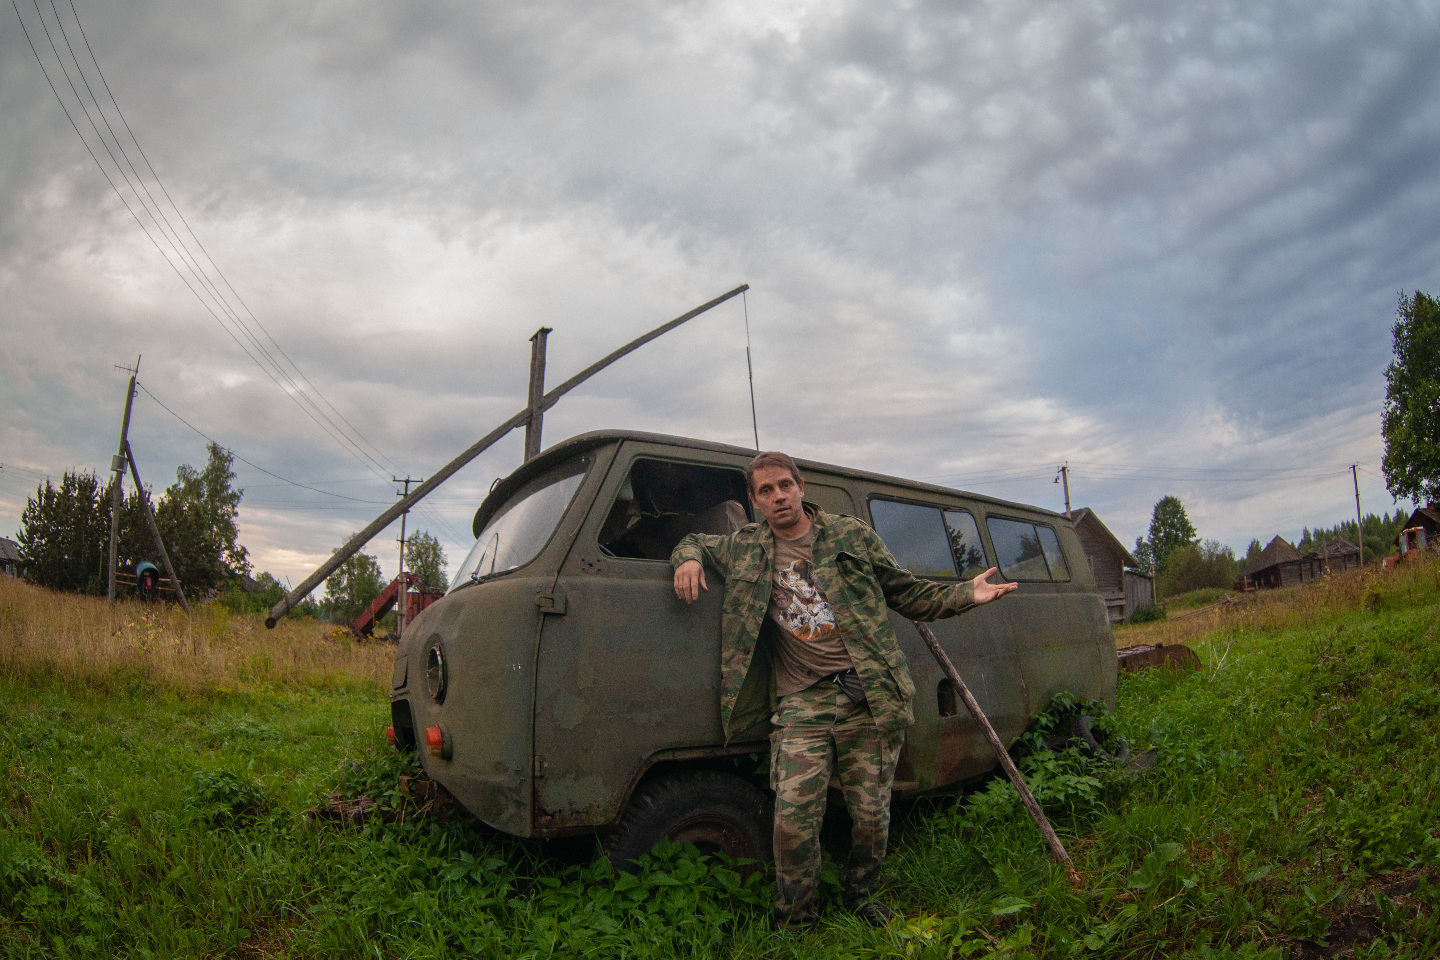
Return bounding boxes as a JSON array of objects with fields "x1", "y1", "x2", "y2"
[{"x1": 3, "y1": 0, "x2": 1438, "y2": 592}]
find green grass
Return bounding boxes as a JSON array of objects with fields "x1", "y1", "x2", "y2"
[{"x1": 5, "y1": 563, "x2": 1440, "y2": 957}]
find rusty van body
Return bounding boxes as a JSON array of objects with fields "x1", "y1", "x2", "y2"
[{"x1": 389, "y1": 430, "x2": 1116, "y2": 860}]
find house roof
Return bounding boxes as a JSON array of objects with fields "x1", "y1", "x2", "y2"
[
  {"x1": 1319, "y1": 536, "x2": 1359, "y2": 559},
  {"x1": 1241, "y1": 535, "x2": 1302, "y2": 577},
  {"x1": 1069, "y1": 507, "x2": 1139, "y2": 568},
  {"x1": 0, "y1": 537, "x2": 22, "y2": 564}
]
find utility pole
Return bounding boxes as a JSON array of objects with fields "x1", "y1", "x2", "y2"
[
  {"x1": 124, "y1": 441, "x2": 191, "y2": 616},
  {"x1": 1055, "y1": 463, "x2": 1071, "y2": 516},
  {"x1": 524, "y1": 327, "x2": 551, "y2": 462},
  {"x1": 393, "y1": 476, "x2": 419, "y2": 635},
  {"x1": 1352, "y1": 464, "x2": 1364, "y2": 567},
  {"x1": 107, "y1": 357, "x2": 140, "y2": 604}
]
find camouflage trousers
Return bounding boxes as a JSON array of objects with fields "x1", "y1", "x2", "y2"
[{"x1": 769, "y1": 680, "x2": 906, "y2": 923}]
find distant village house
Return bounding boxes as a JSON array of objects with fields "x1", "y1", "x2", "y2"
[
  {"x1": 1236, "y1": 534, "x2": 1359, "y2": 591},
  {"x1": 1394, "y1": 504, "x2": 1440, "y2": 559},
  {"x1": 0, "y1": 537, "x2": 24, "y2": 580}
]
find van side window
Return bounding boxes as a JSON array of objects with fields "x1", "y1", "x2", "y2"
[
  {"x1": 598, "y1": 459, "x2": 751, "y2": 560},
  {"x1": 868, "y1": 499, "x2": 958, "y2": 579},
  {"x1": 943, "y1": 509, "x2": 990, "y2": 580},
  {"x1": 1037, "y1": 525, "x2": 1070, "y2": 580},
  {"x1": 987, "y1": 517, "x2": 1070, "y2": 581}
]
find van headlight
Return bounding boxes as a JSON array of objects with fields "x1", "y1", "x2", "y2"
[{"x1": 426, "y1": 642, "x2": 447, "y2": 704}]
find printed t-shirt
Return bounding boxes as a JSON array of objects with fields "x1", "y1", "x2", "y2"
[{"x1": 768, "y1": 527, "x2": 853, "y2": 697}]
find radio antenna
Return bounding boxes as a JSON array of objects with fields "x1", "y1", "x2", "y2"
[{"x1": 743, "y1": 291, "x2": 760, "y2": 450}]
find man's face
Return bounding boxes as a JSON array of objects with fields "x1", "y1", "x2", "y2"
[{"x1": 750, "y1": 465, "x2": 805, "y2": 533}]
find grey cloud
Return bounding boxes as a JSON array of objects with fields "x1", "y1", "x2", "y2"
[{"x1": 3, "y1": 0, "x2": 1437, "y2": 577}]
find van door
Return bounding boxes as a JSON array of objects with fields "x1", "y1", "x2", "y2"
[{"x1": 530, "y1": 448, "x2": 758, "y2": 832}]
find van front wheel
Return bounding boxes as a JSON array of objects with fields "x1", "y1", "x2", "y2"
[{"x1": 603, "y1": 770, "x2": 773, "y2": 870}]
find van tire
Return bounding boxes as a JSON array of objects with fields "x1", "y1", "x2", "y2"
[
  {"x1": 603, "y1": 770, "x2": 773, "y2": 870},
  {"x1": 1073, "y1": 714, "x2": 1131, "y2": 766}
]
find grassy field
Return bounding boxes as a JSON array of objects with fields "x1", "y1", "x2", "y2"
[{"x1": 3, "y1": 560, "x2": 1440, "y2": 959}]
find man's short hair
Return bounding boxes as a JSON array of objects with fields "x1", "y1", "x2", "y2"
[{"x1": 747, "y1": 451, "x2": 802, "y2": 494}]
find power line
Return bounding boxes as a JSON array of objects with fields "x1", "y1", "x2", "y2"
[
  {"x1": 134, "y1": 381, "x2": 389, "y2": 504},
  {"x1": 0, "y1": 463, "x2": 55, "y2": 484},
  {"x1": 925, "y1": 459, "x2": 1373, "y2": 489},
  {"x1": 57, "y1": 0, "x2": 402, "y2": 481},
  {"x1": 13, "y1": 0, "x2": 405, "y2": 486},
  {"x1": 134, "y1": 380, "x2": 471, "y2": 544}
]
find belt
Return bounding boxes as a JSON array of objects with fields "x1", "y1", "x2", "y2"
[{"x1": 826, "y1": 667, "x2": 866, "y2": 704}]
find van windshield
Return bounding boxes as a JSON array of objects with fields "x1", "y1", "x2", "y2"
[{"x1": 449, "y1": 461, "x2": 588, "y2": 591}]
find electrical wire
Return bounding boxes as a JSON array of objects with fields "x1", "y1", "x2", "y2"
[
  {"x1": 925, "y1": 459, "x2": 1370, "y2": 489},
  {"x1": 59, "y1": 0, "x2": 402, "y2": 480},
  {"x1": 0, "y1": 463, "x2": 56, "y2": 484},
  {"x1": 136, "y1": 381, "x2": 470, "y2": 544},
  {"x1": 134, "y1": 381, "x2": 389, "y2": 504},
  {"x1": 16, "y1": 0, "x2": 483, "y2": 548},
  {"x1": 13, "y1": 0, "x2": 405, "y2": 488}
]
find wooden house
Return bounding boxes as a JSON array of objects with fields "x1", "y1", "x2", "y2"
[
  {"x1": 1395, "y1": 504, "x2": 1440, "y2": 558},
  {"x1": 1317, "y1": 536, "x2": 1361, "y2": 573},
  {"x1": 1236, "y1": 536, "x2": 1324, "y2": 590},
  {"x1": 1069, "y1": 507, "x2": 1153, "y2": 622},
  {"x1": 0, "y1": 537, "x2": 23, "y2": 580}
]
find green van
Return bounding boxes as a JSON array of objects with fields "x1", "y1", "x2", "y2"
[{"x1": 389, "y1": 430, "x2": 1116, "y2": 862}]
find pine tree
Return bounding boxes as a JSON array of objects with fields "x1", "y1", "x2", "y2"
[{"x1": 1147, "y1": 496, "x2": 1199, "y2": 574}]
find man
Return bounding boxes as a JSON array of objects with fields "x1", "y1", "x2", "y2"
[{"x1": 671, "y1": 451, "x2": 1017, "y2": 929}]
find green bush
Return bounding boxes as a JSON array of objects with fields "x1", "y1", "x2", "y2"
[
  {"x1": 184, "y1": 769, "x2": 268, "y2": 825},
  {"x1": 1129, "y1": 603, "x2": 1167, "y2": 623},
  {"x1": 1159, "y1": 540, "x2": 1238, "y2": 597}
]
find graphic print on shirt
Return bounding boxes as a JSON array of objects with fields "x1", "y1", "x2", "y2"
[{"x1": 772, "y1": 559, "x2": 837, "y2": 642}]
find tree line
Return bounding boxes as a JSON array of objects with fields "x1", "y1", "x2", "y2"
[
  {"x1": 1131, "y1": 498, "x2": 1414, "y2": 602},
  {"x1": 14, "y1": 441, "x2": 448, "y2": 622},
  {"x1": 18, "y1": 443, "x2": 247, "y2": 598}
]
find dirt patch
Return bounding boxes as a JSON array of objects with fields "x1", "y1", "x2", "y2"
[{"x1": 1289, "y1": 868, "x2": 1433, "y2": 959}]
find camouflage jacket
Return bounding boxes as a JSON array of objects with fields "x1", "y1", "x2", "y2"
[{"x1": 671, "y1": 504, "x2": 977, "y2": 742}]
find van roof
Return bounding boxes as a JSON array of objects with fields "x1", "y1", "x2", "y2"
[{"x1": 474, "y1": 428, "x2": 1065, "y2": 538}]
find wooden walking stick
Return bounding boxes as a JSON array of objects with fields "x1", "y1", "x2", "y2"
[{"x1": 912, "y1": 620, "x2": 1081, "y2": 885}]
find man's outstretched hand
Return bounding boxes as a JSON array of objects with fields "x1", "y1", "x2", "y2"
[
  {"x1": 971, "y1": 567, "x2": 1019, "y2": 604},
  {"x1": 674, "y1": 559, "x2": 708, "y2": 604}
]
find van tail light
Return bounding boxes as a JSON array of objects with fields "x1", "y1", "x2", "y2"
[{"x1": 425, "y1": 725, "x2": 452, "y2": 760}]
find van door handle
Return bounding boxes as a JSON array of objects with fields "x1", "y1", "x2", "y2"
[{"x1": 536, "y1": 585, "x2": 568, "y2": 615}]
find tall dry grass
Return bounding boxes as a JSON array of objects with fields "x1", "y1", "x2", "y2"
[
  {"x1": 1113, "y1": 552, "x2": 1440, "y2": 651},
  {"x1": 0, "y1": 576, "x2": 393, "y2": 694}
]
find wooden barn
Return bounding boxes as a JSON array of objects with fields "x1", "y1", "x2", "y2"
[
  {"x1": 1069, "y1": 507, "x2": 1153, "y2": 623},
  {"x1": 1317, "y1": 536, "x2": 1361, "y2": 573},
  {"x1": 1236, "y1": 536, "x2": 1325, "y2": 590}
]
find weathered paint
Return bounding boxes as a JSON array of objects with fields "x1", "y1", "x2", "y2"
[{"x1": 391, "y1": 430, "x2": 1119, "y2": 840}]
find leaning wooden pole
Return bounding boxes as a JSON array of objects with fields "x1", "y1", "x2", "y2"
[
  {"x1": 125, "y1": 441, "x2": 191, "y2": 617},
  {"x1": 912, "y1": 621, "x2": 1081, "y2": 885},
  {"x1": 107, "y1": 359, "x2": 140, "y2": 603},
  {"x1": 265, "y1": 284, "x2": 749, "y2": 628}
]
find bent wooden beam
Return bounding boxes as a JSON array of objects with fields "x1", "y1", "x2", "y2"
[{"x1": 265, "y1": 285, "x2": 749, "y2": 628}]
